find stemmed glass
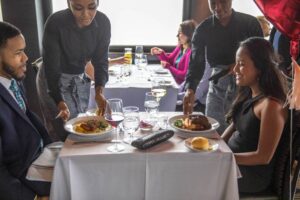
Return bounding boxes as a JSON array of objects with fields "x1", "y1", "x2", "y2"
[
  {"x1": 104, "y1": 98, "x2": 125, "y2": 152},
  {"x1": 122, "y1": 106, "x2": 140, "y2": 144},
  {"x1": 151, "y1": 78, "x2": 167, "y2": 109}
]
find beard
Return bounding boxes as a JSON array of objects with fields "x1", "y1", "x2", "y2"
[{"x1": 2, "y1": 60, "x2": 26, "y2": 81}]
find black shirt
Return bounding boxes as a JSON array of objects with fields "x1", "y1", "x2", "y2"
[
  {"x1": 185, "y1": 10, "x2": 263, "y2": 91},
  {"x1": 42, "y1": 9, "x2": 111, "y2": 104}
]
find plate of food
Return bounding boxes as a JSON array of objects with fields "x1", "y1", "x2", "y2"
[
  {"x1": 168, "y1": 114, "x2": 219, "y2": 138},
  {"x1": 185, "y1": 137, "x2": 219, "y2": 152},
  {"x1": 64, "y1": 116, "x2": 112, "y2": 137}
]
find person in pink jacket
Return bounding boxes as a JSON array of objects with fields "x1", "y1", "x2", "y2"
[{"x1": 151, "y1": 20, "x2": 196, "y2": 84}]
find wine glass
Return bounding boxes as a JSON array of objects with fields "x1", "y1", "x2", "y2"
[
  {"x1": 104, "y1": 98, "x2": 125, "y2": 152},
  {"x1": 144, "y1": 92, "x2": 159, "y2": 116},
  {"x1": 122, "y1": 106, "x2": 140, "y2": 144},
  {"x1": 151, "y1": 78, "x2": 167, "y2": 105}
]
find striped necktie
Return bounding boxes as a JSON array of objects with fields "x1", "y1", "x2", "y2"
[{"x1": 9, "y1": 79, "x2": 26, "y2": 112}]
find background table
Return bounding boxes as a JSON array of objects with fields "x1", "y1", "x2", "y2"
[
  {"x1": 50, "y1": 113, "x2": 240, "y2": 200},
  {"x1": 88, "y1": 64, "x2": 179, "y2": 111}
]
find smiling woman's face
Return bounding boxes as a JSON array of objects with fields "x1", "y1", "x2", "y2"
[{"x1": 68, "y1": 0, "x2": 98, "y2": 28}]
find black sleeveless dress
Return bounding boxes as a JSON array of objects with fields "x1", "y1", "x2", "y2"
[{"x1": 228, "y1": 94, "x2": 278, "y2": 193}]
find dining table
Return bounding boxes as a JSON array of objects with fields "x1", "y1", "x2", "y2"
[
  {"x1": 88, "y1": 64, "x2": 179, "y2": 111},
  {"x1": 50, "y1": 112, "x2": 240, "y2": 200}
]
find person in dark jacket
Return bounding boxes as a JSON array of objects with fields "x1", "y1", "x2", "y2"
[{"x1": 0, "y1": 22, "x2": 51, "y2": 200}]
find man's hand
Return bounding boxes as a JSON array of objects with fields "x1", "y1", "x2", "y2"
[
  {"x1": 56, "y1": 101, "x2": 70, "y2": 122},
  {"x1": 95, "y1": 86, "x2": 106, "y2": 116},
  {"x1": 36, "y1": 196, "x2": 49, "y2": 200},
  {"x1": 183, "y1": 89, "x2": 195, "y2": 115}
]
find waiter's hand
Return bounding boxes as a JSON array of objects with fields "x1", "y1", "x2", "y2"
[
  {"x1": 95, "y1": 86, "x2": 106, "y2": 116},
  {"x1": 183, "y1": 89, "x2": 195, "y2": 115},
  {"x1": 56, "y1": 101, "x2": 70, "y2": 122}
]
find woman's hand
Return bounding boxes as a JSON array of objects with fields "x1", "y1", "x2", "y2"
[
  {"x1": 183, "y1": 89, "x2": 195, "y2": 115},
  {"x1": 150, "y1": 47, "x2": 163, "y2": 55},
  {"x1": 160, "y1": 61, "x2": 170, "y2": 68},
  {"x1": 95, "y1": 86, "x2": 106, "y2": 116},
  {"x1": 56, "y1": 101, "x2": 70, "y2": 122}
]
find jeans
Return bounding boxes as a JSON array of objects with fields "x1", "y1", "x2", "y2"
[{"x1": 205, "y1": 66, "x2": 236, "y2": 134}]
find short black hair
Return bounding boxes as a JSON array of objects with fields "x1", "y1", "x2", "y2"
[{"x1": 0, "y1": 22, "x2": 21, "y2": 49}]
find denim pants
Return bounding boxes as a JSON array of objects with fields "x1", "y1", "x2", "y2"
[
  {"x1": 205, "y1": 67, "x2": 236, "y2": 134},
  {"x1": 59, "y1": 73, "x2": 91, "y2": 119}
]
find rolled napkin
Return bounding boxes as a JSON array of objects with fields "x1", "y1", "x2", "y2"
[{"x1": 131, "y1": 130, "x2": 174, "y2": 150}]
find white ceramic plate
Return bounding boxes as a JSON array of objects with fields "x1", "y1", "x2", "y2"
[
  {"x1": 159, "y1": 80, "x2": 173, "y2": 87},
  {"x1": 168, "y1": 114, "x2": 220, "y2": 138},
  {"x1": 185, "y1": 137, "x2": 219, "y2": 152},
  {"x1": 64, "y1": 116, "x2": 113, "y2": 137},
  {"x1": 154, "y1": 69, "x2": 169, "y2": 74}
]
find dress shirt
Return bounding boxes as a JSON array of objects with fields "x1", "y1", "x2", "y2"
[{"x1": 0, "y1": 76, "x2": 21, "y2": 106}]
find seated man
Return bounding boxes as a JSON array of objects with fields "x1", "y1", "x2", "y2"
[{"x1": 0, "y1": 22, "x2": 51, "y2": 200}]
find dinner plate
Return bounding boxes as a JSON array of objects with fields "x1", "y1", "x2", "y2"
[
  {"x1": 64, "y1": 116, "x2": 113, "y2": 137},
  {"x1": 159, "y1": 80, "x2": 173, "y2": 87},
  {"x1": 185, "y1": 137, "x2": 219, "y2": 152},
  {"x1": 168, "y1": 114, "x2": 220, "y2": 138},
  {"x1": 154, "y1": 69, "x2": 169, "y2": 74}
]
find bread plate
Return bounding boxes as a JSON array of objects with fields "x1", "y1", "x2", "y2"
[
  {"x1": 185, "y1": 137, "x2": 219, "y2": 152},
  {"x1": 168, "y1": 114, "x2": 219, "y2": 138}
]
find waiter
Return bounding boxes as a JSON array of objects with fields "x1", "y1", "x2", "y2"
[{"x1": 183, "y1": 0, "x2": 263, "y2": 133}]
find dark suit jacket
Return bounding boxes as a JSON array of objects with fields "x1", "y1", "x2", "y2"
[{"x1": 0, "y1": 83, "x2": 52, "y2": 200}]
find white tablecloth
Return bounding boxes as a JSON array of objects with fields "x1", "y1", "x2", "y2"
[
  {"x1": 50, "y1": 113, "x2": 239, "y2": 200},
  {"x1": 88, "y1": 64, "x2": 179, "y2": 111}
]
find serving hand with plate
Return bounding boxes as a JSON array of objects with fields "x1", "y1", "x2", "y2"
[{"x1": 64, "y1": 116, "x2": 113, "y2": 142}]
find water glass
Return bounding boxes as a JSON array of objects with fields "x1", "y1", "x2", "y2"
[
  {"x1": 139, "y1": 55, "x2": 148, "y2": 68},
  {"x1": 122, "y1": 106, "x2": 140, "y2": 144},
  {"x1": 144, "y1": 91, "x2": 159, "y2": 115},
  {"x1": 135, "y1": 45, "x2": 144, "y2": 58}
]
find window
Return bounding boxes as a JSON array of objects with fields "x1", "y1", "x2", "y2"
[
  {"x1": 232, "y1": 1, "x2": 263, "y2": 17},
  {"x1": 0, "y1": 2, "x2": 2, "y2": 21},
  {"x1": 52, "y1": 0, "x2": 183, "y2": 47}
]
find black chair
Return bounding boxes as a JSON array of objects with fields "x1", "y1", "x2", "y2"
[{"x1": 240, "y1": 110, "x2": 300, "y2": 200}]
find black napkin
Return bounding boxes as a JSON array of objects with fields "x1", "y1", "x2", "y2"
[{"x1": 131, "y1": 130, "x2": 174, "y2": 150}]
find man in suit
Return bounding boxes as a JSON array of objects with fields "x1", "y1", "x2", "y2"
[{"x1": 0, "y1": 22, "x2": 51, "y2": 200}]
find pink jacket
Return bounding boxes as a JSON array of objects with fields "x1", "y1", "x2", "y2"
[{"x1": 157, "y1": 45, "x2": 191, "y2": 84}]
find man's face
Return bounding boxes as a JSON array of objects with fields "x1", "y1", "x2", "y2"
[
  {"x1": 208, "y1": 0, "x2": 232, "y2": 22},
  {"x1": 0, "y1": 34, "x2": 28, "y2": 81}
]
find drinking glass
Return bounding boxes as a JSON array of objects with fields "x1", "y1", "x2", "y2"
[
  {"x1": 144, "y1": 92, "x2": 159, "y2": 116},
  {"x1": 122, "y1": 106, "x2": 140, "y2": 144},
  {"x1": 124, "y1": 48, "x2": 133, "y2": 64},
  {"x1": 151, "y1": 78, "x2": 167, "y2": 103},
  {"x1": 135, "y1": 45, "x2": 144, "y2": 58},
  {"x1": 104, "y1": 98, "x2": 125, "y2": 152},
  {"x1": 139, "y1": 55, "x2": 148, "y2": 68}
]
